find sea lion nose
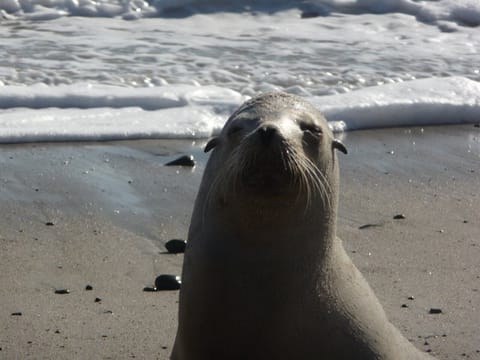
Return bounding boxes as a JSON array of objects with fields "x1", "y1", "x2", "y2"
[{"x1": 258, "y1": 125, "x2": 277, "y2": 146}]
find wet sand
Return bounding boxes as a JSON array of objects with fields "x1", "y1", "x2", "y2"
[{"x1": 0, "y1": 125, "x2": 479, "y2": 359}]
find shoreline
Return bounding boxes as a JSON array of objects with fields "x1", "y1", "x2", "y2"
[{"x1": 1, "y1": 125, "x2": 479, "y2": 359}]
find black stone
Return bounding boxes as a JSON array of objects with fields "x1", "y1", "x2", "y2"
[
  {"x1": 54, "y1": 289, "x2": 70, "y2": 295},
  {"x1": 165, "y1": 239, "x2": 187, "y2": 254},
  {"x1": 358, "y1": 223, "x2": 383, "y2": 230},
  {"x1": 429, "y1": 308, "x2": 443, "y2": 314},
  {"x1": 165, "y1": 155, "x2": 195, "y2": 167},
  {"x1": 94, "y1": 297, "x2": 102, "y2": 303},
  {"x1": 154, "y1": 274, "x2": 181, "y2": 290},
  {"x1": 11, "y1": 312, "x2": 22, "y2": 316},
  {"x1": 401, "y1": 304, "x2": 408, "y2": 308},
  {"x1": 393, "y1": 214, "x2": 406, "y2": 220},
  {"x1": 45, "y1": 221, "x2": 55, "y2": 226},
  {"x1": 143, "y1": 287, "x2": 157, "y2": 292},
  {"x1": 408, "y1": 296, "x2": 415, "y2": 300},
  {"x1": 85, "y1": 285, "x2": 93, "y2": 291}
]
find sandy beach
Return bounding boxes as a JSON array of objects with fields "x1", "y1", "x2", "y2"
[{"x1": 1, "y1": 125, "x2": 479, "y2": 359}]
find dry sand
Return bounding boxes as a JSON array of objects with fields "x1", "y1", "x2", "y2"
[{"x1": 0, "y1": 125, "x2": 479, "y2": 359}]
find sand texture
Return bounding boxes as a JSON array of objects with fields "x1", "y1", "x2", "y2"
[{"x1": 1, "y1": 125, "x2": 479, "y2": 359}]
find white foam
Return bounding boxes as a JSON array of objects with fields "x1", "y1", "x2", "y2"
[
  {"x1": 0, "y1": 83, "x2": 245, "y2": 110},
  {"x1": 0, "y1": 106, "x2": 227, "y2": 143},
  {"x1": 313, "y1": 76, "x2": 480, "y2": 131},
  {"x1": 1, "y1": 0, "x2": 479, "y2": 26},
  {"x1": 1, "y1": 77, "x2": 478, "y2": 143}
]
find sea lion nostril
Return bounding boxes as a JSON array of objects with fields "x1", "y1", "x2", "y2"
[{"x1": 258, "y1": 126, "x2": 277, "y2": 145}]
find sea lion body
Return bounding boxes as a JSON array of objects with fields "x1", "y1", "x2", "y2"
[{"x1": 172, "y1": 93, "x2": 433, "y2": 359}]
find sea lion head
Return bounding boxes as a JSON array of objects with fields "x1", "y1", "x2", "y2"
[{"x1": 203, "y1": 92, "x2": 347, "y2": 210}]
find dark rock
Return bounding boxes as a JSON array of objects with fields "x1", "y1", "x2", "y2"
[
  {"x1": 45, "y1": 221, "x2": 55, "y2": 226},
  {"x1": 474, "y1": 123, "x2": 480, "y2": 128},
  {"x1": 429, "y1": 308, "x2": 443, "y2": 314},
  {"x1": 408, "y1": 296, "x2": 415, "y2": 300},
  {"x1": 401, "y1": 304, "x2": 408, "y2": 308},
  {"x1": 165, "y1": 239, "x2": 187, "y2": 254},
  {"x1": 165, "y1": 155, "x2": 195, "y2": 167},
  {"x1": 11, "y1": 312, "x2": 22, "y2": 316},
  {"x1": 143, "y1": 286, "x2": 157, "y2": 292},
  {"x1": 393, "y1": 214, "x2": 406, "y2": 220},
  {"x1": 54, "y1": 289, "x2": 70, "y2": 295},
  {"x1": 154, "y1": 274, "x2": 181, "y2": 290},
  {"x1": 358, "y1": 223, "x2": 383, "y2": 230},
  {"x1": 94, "y1": 297, "x2": 102, "y2": 303},
  {"x1": 85, "y1": 285, "x2": 93, "y2": 291}
]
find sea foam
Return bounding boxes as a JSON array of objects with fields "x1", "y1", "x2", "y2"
[
  {"x1": 1, "y1": 77, "x2": 479, "y2": 143},
  {"x1": 1, "y1": 0, "x2": 479, "y2": 26}
]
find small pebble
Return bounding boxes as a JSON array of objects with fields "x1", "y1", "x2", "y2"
[
  {"x1": 11, "y1": 312, "x2": 22, "y2": 316},
  {"x1": 408, "y1": 296, "x2": 415, "y2": 300},
  {"x1": 154, "y1": 274, "x2": 181, "y2": 290},
  {"x1": 393, "y1": 214, "x2": 406, "y2": 220},
  {"x1": 85, "y1": 285, "x2": 93, "y2": 291},
  {"x1": 401, "y1": 304, "x2": 408, "y2": 308},
  {"x1": 94, "y1": 297, "x2": 102, "y2": 303},
  {"x1": 165, "y1": 155, "x2": 195, "y2": 167},
  {"x1": 54, "y1": 289, "x2": 70, "y2": 295},
  {"x1": 429, "y1": 308, "x2": 443, "y2": 314},
  {"x1": 358, "y1": 223, "x2": 383, "y2": 230},
  {"x1": 474, "y1": 124, "x2": 479, "y2": 128},
  {"x1": 165, "y1": 239, "x2": 187, "y2": 254},
  {"x1": 45, "y1": 221, "x2": 55, "y2": 226},
  {"x1": 143, "y1": 286, "x2": 157, "y2": 292}
]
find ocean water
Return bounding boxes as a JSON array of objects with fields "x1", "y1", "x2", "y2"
[{"x1": 0, "y1": 0, "x2": 479, "y2": 143}]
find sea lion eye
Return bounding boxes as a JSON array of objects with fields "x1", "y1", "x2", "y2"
[{"x1": 300, "y1": 123, "x2": 323, "y2": 135}]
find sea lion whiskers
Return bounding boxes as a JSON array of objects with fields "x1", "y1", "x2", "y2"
[{"x1": 285, "y1": 145, "x2": 332, "y2": 212}]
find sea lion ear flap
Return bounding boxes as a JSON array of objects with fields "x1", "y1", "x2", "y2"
[
  {"x1": 204, "y1": 137, "x2": 220, "y2": 153},
  {"x1": 332, "y1": 139, "x2": 348, "y2": 154}
]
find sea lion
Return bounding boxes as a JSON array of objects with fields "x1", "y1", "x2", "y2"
[{"x1": 172, "y1": 92, "x2": 433, "y2": 359}]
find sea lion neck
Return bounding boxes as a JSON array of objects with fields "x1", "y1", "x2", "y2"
[{"x1": 210, "y1": 197, "x2": 338, "y2": 253}]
